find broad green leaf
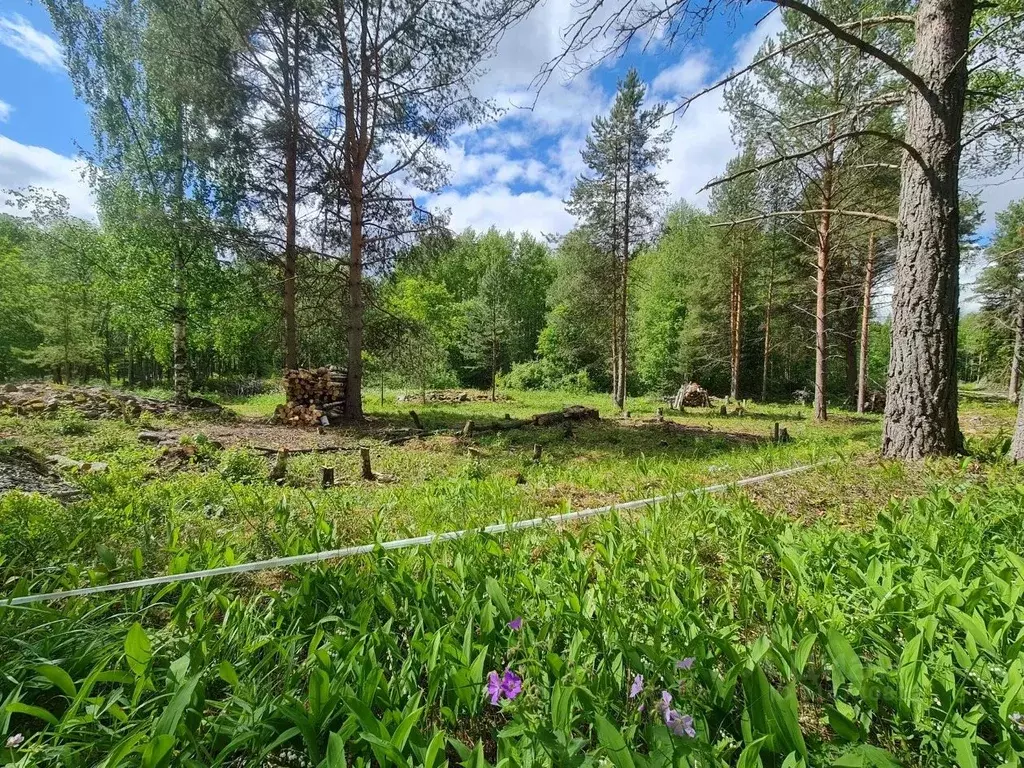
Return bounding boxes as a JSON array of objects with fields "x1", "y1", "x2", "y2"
[
  {"x1": 6, "y1": 701, "x2": 58, "y2": 726},
  {"x1": 827, "y1": 630, "x2": 864, "y2": 690},
  {"x1": 35, "y1": 664, "x2": 77, "y2": 698},
  {"x1": 154, "y1": 675, "x2": 199, "y2": 738},
  {"x1": 218, "y1": 661, "x2": 239, "y2": 687},
  {"x1": 897, "y1": 633, "x2": 925, "y2": 714},
  {"x1": 325, "y1": 732, "x2": 347, "y2": 768},
  {"x1": 737, "y1": 736, "x2": 768, "y2": 768},
  {"x1": 595, "y1": 714, "x2": 636, "y2": 768},
  {"x1": 141, "y1": 734, "x2": 175, "y2": 768},
  {"x1": 125, "y1": 622, "x2": 152, "y2": 678}
]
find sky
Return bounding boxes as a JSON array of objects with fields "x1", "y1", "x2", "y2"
[{"x1": 1, "y1": 0, "x2": 1021, "y2": 304}]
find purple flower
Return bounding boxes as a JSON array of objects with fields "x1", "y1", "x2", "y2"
[
  {"x1": 5, "y1": 733, "x2": 24, "y2": 749},
  {"x1": 629, "y1": 673, "x2": 644, "y2": 699},
  {"x1": 676, "y1": 657, "x2": 695, "y2": 670},
  {"x1": 508, "y1": 617, "x2": 523, "y2": 631},
  {"x1": 486, "y1": 668, "x2": 522, "y2": 705},
  {"x1": 502, "y1": 669, "x2": 522, "y2": 700},
  {"x1": 657, "y1": 690, "x2": 696, "y2": 738},
  {"x1": 667, "y1": 712, "x2": 697, "y2": 738}
]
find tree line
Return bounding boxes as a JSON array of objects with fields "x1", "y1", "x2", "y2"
[{"x1": 1, "y1": 0, "x2": 1023, "y2": 461}]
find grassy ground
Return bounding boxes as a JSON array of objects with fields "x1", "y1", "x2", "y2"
[{"x1": 1, "y1": 387, "x2": 1022, "y2": 766}]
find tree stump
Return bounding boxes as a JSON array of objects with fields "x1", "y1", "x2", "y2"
[
  {"x1": 532, "y1": 443, "x2": 543, "y2": 463},
  {"x1": 462, "y1": 420, "x2": 474, "y2": 437},
  {"x1": 409, "y1": 410, "x2": 423, "y2": 430},
  {"x1": 321, "y1": 466, "x2": 335, "y2": 488},
  {"x1": 360, "y1": 447, "x2": 374, "y2": 481}
]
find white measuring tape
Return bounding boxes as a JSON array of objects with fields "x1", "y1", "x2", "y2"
[{"x1": 3, "y1": 462, "x2": 827, "y2": 607}]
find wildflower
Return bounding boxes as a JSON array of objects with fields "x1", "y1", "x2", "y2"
[
  {"x1": 676, "y1": 657, "x2": 695, "y2": 670},
  {"x1": 508, "y1": 617, "x2": 523, "y2": 631},
  {"x1": 1012, "y1": 712, "x2": 1024, "y2": 732},
  {"x1": 657, "y1": 690, "x2": 696, "y2": 738},
  {"x1": 486, "y1": 669, "x2": 523, "y2": 705},
  {"x1": 667, "y1": 712, "x2": 697, "y2": 738},
  {"x1": 629, "y1": 673, "x2": 644, "y2": 699},
  {"x1": 5, "y1": 734, "x2": 24, "y2": 749}
]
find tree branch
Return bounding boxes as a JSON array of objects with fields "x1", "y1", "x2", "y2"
[{"x1": 710, "y1": 209, "x2": 897, "y2": 227}]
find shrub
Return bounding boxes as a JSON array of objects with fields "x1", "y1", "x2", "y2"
[
  {"x1": 55, "y1": 408, "x2": 89, "y2": 436},
  {"x1": 218, "y1": 447, "x2": 267, "y2": 484},
  {"x1": 502, "y1": 360, "x2": 595, "y2": 393}
]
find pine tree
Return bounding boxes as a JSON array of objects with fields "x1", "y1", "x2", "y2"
[{"x1": 566, "y1": 68, "x2": 672, "y2": 408}]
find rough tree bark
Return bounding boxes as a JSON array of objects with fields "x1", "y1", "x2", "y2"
[
  {"x1": 857, "y1": 231, "x2": 876, "y2": 413},
  {"x1": 882, "y1": 0, "x2": 972, "y2": 458},
  {"x1": 1008, "y1": 294, "x2": 1024, "y2": 402},
  {"x1": 281, "y1": 10, "x2": 300, "y2": 371}
]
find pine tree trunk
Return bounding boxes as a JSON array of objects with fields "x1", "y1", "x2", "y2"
[
  {"x1": 762, "y1": 245, "x2": 776, "y2": 403},
  {"x1": 1008, "y1": 294, "x2": 1024, "y2": 402},
  {"x1": 345, "y1": 171, "x2": 365, "y2": 420},
  {"x1": 814, "y1": 210, "x2": 831, "y2": 421},
  {"x1": 730, "y1": 262, "x2": 743, "y2": 401},
  {"x1": 814, "y1": 134, "x2": 835, "y2": 422},
  {"x1": 882, "y1": 0, "x2": 972, "y2": 458},
  {"x1": 282, "y1": 16, "x2": 300, "y2": 371},
  {"x1": 857, "y1": 232, "x2": 876, "y2": 413}
]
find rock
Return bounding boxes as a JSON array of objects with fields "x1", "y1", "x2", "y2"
[
  {"x1": 2, "y1": 383, "x2": 17, "y2": 392},
  {"x1": 138, "y1": 431, "x2": 165, "y2": 443}
]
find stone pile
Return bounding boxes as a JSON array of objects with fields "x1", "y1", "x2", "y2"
[{"x1": 0, "y1": 382, "x2": 221, "y2": 420}]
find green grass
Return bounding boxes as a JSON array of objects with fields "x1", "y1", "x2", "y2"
[{"x1": 1, "y1": 389, "x2": 1022, "y2": 766}]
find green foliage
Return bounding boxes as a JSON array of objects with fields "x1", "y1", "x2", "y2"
[
  {"x1": 54, "y1": 408, "x2": 89, "y2": 437},
  {"x1": 217, "y1": 447, "x2": 268, "y2": 485},
  {"x1": 2, "y1": 457, "x2": 1023, "y2": 766}
]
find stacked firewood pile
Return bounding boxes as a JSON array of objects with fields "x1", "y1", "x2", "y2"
[
  {"x1": 671, "y1": 382, "x2": 712, "y2": 410},
  {"x1": 275, "y1": 367, "x2": 347, "y2": 426}
]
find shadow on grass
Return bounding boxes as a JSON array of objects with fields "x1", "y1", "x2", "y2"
[{"x1": 340, "y1": 406, "x2": 773, "y2": 463}]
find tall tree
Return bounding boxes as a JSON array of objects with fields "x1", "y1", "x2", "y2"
[
  {"x1": 554, "y1": 0, "x2": 1024, "y2": 457},
  {"x1": 567, "y1": 68, "x2": 672, "y2": 408},
  {"x1": 317, "y1": 0, "x2": 532, "y2": 420},
  {"x1": 46, "y1": 0, "x2": 246, "y2": 401}
]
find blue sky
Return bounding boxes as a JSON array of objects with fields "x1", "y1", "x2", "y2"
[{"x1": 1, "y1": 0, "x2": 1019, "y2": 262}]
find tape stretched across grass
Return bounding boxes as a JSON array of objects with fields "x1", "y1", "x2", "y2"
[{"x1": 4, "y1": 461, "x2": 829, "y2": 607}]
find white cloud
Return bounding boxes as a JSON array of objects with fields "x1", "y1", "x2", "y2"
[
  {"x1": 0, "y1": 13, "x2": 64, "y2": 71},
  {"x1": 652, "y1": 54, "x2": 712, "y2": 96},
  {"x1": 0, "y1": 100, "x2": 11, "y2": 122},
  {"x1": 0, "y1": 135, "x2": 95, "y2": 220},
  {"x1": 430, "y1": 183, "x2": 574, "y2": 237}
]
